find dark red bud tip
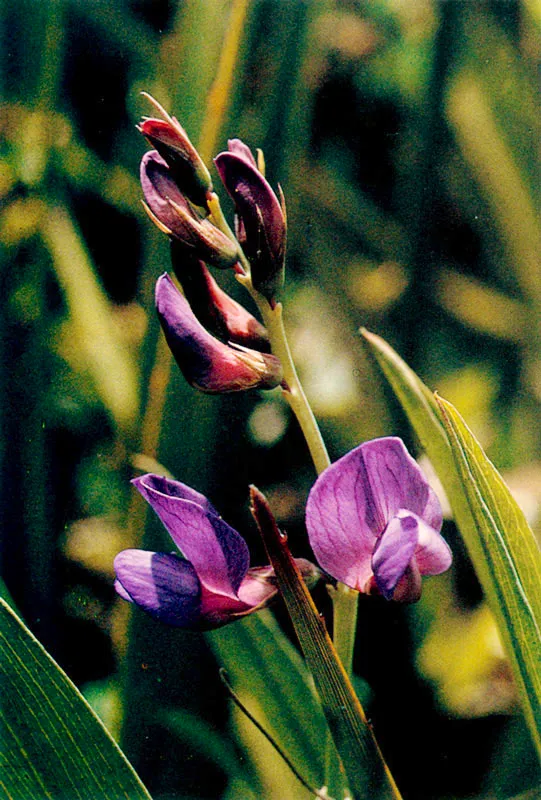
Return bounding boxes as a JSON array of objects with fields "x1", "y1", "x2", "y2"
[{"x1": 139, "y1": 92, "x2": 212, "y2": 207}]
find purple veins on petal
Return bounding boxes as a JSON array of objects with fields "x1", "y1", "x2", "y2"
[{"x1": 306, "y1": 436, "x2": 452, "y2": 601}]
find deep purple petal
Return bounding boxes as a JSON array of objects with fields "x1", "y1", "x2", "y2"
[
  {"x1": 214, "y1": 148, "x2": 286, "y2": 299},
  {"x1": 171, "y1": 251, "x2": 270, "y2": 351},
  {"x1": 371, "y1": 511, "x2": 420, "y2": 599},
  {"x1": 227, "y1": 138, "x2": 257, "y2": 167},
  {"x1": 156, "y1": 273, "x2": 282, "y2": 392},
  {"x1": 141, "y1": 152, "x2": 237, "y2": 268},
  {"x1": 141, "y1": 151, "x2": 193, "y2": 235},
  {"x1": 114, "y1": 549, "x2": 202, "y2": 627},
  {"x1": 139, "y1": 93, "x2": 212, "y2": 206},
  {"x1": 132, "y1": 471, "x2": 250, "y2": 598}
]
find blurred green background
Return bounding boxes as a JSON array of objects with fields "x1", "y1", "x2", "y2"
[{"x1": 1, "y1": 1, "x2": 539, "y2": 798}]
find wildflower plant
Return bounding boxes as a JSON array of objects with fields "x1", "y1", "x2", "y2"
[
  {"x1": 105, "y1": 92, "x2": 539, "y2": 799},
  {"x1": 1, "y1": 6, "x2": 540, "y2": 800}
]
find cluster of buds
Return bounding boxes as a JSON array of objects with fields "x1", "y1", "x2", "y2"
[{"x1": 138, "y1": 94, "x2": 287, "y2": 393}]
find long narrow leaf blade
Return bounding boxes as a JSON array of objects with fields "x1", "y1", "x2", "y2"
[
  {"x1": 436, "y1": 396, "x2": 541, "y2": 750},
  {"x1": 250, "y1": 487, "x2": 401, "y2": 800},
  {"x1": 361, "y1": 329, "x2": 541, "y2": 756},
  {"x1": 0, "y1": 599, "x2": 152, "y2": 800}
]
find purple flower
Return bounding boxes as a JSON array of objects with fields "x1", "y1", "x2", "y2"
[
  {"x1": 170, "y1": 245, "x2": 270, "y2": 352},
  {"x1": 138, "y1": 92, "x2": 212, "y2": 208},
  {"x1": 156, "y1": 272, "x2": 282, "y2": 393},
  {"x1": 214, "y1": 139, "x2": 286, "y2": 302},
  {"x1": 141, "y1": 151, "x2": 238, "y2": 270},
  {"x1": 306, "y1": 437, "x2": 452, "y2": 602},
  {"x1": 114, "y1": 474, "x2": 318, "y2": 629}
]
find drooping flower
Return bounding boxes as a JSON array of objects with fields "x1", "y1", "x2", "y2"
[
  {"x1": 214, "y1": 139, "x2": 286, "y2": 302},
  {"x1": 306, "y1": 437, "x2": 452, "y2": 602},
  {"x1": 169, "y1": 242, "x2": 270, "y2": 352},
  {"x1": 141, "y1": 151, "x2": 238, "y2": 270},
  {"x1": 138, "y1": 92, "x2": 212, "y2": 208},
  {"x1": 114, "y1": 474, "x2": 319, "y2": 629},
  {"x1": 156, "y1": 272, "x2": 282, "y2": 393}
]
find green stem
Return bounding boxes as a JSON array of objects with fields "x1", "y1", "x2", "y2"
[
  {"x1": 328, "y1": 584, "x2": 359, "y2": 678},
  {"x1": 244, "y1": 285, "x2": 331, "y2": 476}
]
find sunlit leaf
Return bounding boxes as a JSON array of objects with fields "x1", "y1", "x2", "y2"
[
  {"x1": 41, "y1": 206, "x2": 140, "y2": 433},
  {"x1": 0, "y1": 599, "x2": 152, "y2": 800},
  {"x1": 436, "y1": 396, "x2": 541, "y2": 749},
  {"x1": 362, "y1": 329, "x2": 541, "y2": 756}
]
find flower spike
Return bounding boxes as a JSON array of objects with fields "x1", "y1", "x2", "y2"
[{"x1": 306, "y1": 437, "x2": 452, "y2": 602}]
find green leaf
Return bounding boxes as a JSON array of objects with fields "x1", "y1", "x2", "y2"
[
  {"x1": 361, "y1": 329, "x2": 541, "y2": 756},
  {"x1": 207, "y1": 609, "x2": 328, "y2": 796},
  {"x1": 0, "y1": 599, "x2": 152, "y2": 800},
  {"x1": 249, "y1": 487, "x2": 401, "y2": 800},
  {"x1": 436, "y1": 396, "x2": 541, "y2": 751}
]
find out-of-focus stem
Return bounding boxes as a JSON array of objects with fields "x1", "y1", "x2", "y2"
[
  {"x1": 198, "y1": 0, "x2": 250, "y2": 163},
  {"x1": 242, "y1": 284, "x2": 331, "y2": 476}
]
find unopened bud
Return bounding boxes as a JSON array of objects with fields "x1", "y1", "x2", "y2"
[
  {"x1": 141, "y1": 152, "x2": 238, "y2": 269},
  {"x1": 139, "y1": 93, "x2": 212, "y2": 208},
  {"x1": 156, "y1": 273, "x2": 282, "y2": 394}
]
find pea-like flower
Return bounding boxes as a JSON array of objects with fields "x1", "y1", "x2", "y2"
[
  {"x1": 141, "y1": 151, "x2": 238, "y2": 270},
  {"x1": 156, "y1": 272, "x2": 282, "y2": 393},
  {"x1": 170, "y1": 244, "x2": 270, "y2": 352},
  {"x1": 114, "y1": 474, "x2": 319, "y2": 629},
  {"x1": 214, "y1": 139, "x2": 286, "y2": 302},
  {"x1": 306, "y1": 437, "x2": 452, "y2": 602}
]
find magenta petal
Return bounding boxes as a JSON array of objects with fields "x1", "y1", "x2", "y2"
[
  {"x1": 114, "y1": 549, "x2": 202, "y2": 627},
  {"x1": 371, "y1": 511, "x2": 420, "y2": 599},
  {"x1": 133, "y1": 472, "x2": 249, "y2": 599}
]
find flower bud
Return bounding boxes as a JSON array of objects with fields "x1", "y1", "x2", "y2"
[
  {"x1": 138, "y1": 92, "x2": 212, "y2": 208},
  {"x1": 156, "y1": 273, "x2": 282, "y2": 393},
  {"x1": 170, "y1": 243, "x2": 270, "y2": 351},
  {"x1": 214, "y1": 139, "x2": 286, "y2": 302},
  {"x1": 141, "y1": 151, "x2": 238, "y2": 270}
]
